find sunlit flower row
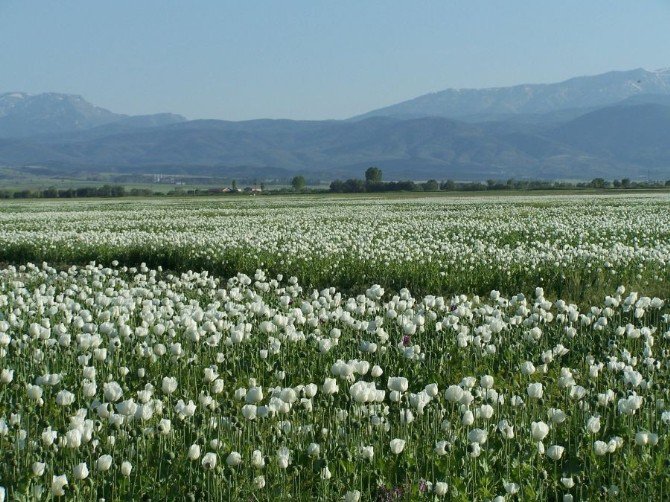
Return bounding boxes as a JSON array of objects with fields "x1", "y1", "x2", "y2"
[{"x1": 0, "y1": 194, "x2": 668, "y2": 299}]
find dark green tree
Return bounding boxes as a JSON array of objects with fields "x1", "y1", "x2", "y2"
[
  {"x1": 441, "y1": 179, "x2": 456, "y2": 191},
  {"x1": 330, "y1": 180, "x2": 345, "y2": 193},
  {"x1": 365, "y1": 167, "x2": 383, "y2": 183},
  {"x1": 343, "y1": 179, "x2": 366, "y2": 192},
  {"x1": 291, "y1": 175, "x2": 306, "y2": 191},
  {"x1": 590, "y1": 178, "x2": 607, "y2": 189},
  {"x1": 42, "y1": 187, "x2": 59, "y2": 198}
]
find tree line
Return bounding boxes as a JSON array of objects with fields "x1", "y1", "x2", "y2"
[
  {"x1": 0, "y1": 185, "x2": 142, "y2": 199},
  {"x1": 2, "y1": 172, "x2": 669, "y2": 199},
  {"x1": 328, "y1": 168, "x2": 670, "y2": 193}
]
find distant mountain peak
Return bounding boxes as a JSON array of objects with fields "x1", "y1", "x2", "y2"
[
  {"x1": 0, "y1": 91, "x2": 185, "y2": 138},
  {"x1": 353, "y1": 67, "x2": 670, "y2": 121}
]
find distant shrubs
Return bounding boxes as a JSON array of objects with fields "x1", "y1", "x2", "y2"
[
  {"x1": 328, "y1": 167, "x2": 670, "y2": 193},
  {"x1": 330, "y1": 179, "x2": 419, "y2": 193},
  {"x1": 2, "y1": 173, "x2": 669, "y2": 199},
  {"x1": 291, "y1": 175, "x2": 306, "y2": 191},
  {"x1": 0, "y1": 185, "x2": 129, "y2": 199}
]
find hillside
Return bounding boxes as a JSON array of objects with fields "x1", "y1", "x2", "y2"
[
  {"x1": 1, "y1": 69, "x2": 670, "y2": 181},
  {"x1": 353, "y1": 68, "x2": 670, "y2": 121},
  {"x1": 0, "y1": 92, "x2": 185, "y2": 138}
]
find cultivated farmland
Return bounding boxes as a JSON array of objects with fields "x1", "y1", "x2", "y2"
[{"x1": 0, "y1": 193, "x2": 669, "y2": 500}]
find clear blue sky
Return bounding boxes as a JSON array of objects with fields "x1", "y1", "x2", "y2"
[{"x1": 2, "y1": 1, "x2": 669, "y2": 120}]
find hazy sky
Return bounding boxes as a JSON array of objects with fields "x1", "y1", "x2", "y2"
[{"x1": 2, "y1": 1, "x2": 669, "y2": 120}]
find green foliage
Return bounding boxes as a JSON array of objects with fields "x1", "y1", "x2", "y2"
[
  {"x1": 291, "y1": 176, "x2": 306, "y2": 191},
  {"x1": 0, "y1": 262, "x2": 668, "y2": 500},
  {"x1": 365, "y1": 167, "x2": 383, "y2": 183}
]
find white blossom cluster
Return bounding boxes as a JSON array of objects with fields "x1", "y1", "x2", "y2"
[
  {"x1": 0, "y1": 194, "x2": 668, "y2": 299},
  {"x1": 0, "y1": 262, "x2": 668, "y2": 500}
]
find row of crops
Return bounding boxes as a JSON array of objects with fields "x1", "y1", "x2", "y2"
[{"x1": 0, "y1": 194, "x2": 668, "y2": 301}]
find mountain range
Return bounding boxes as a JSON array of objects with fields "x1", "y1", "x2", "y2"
[
  {"x1": 1, "y1": 67, "x2": 670, "y2": 182},
  {"x1": 353, "y1": 67, "x2": 670, "y2": 121}
]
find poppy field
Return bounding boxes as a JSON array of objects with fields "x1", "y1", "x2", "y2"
[{"x1": 0, "y1": 193, "x2": 669, "y2": 500}]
